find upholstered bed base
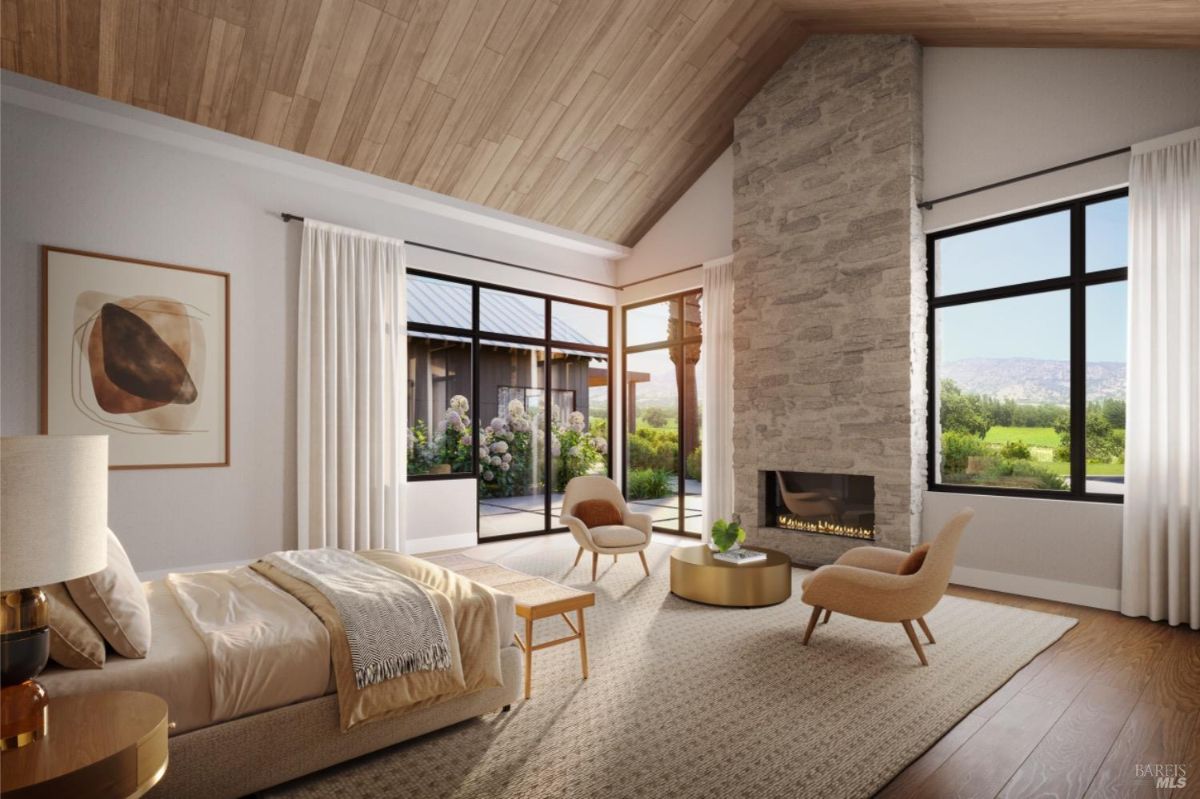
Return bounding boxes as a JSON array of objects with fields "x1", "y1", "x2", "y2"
[{"x1": 148, "y1": 646, "x2": 522, "y2": 798}]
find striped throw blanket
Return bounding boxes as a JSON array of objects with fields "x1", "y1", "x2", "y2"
[{"x1": 262, "y1": 548, "x2": 452, "y2": 688}]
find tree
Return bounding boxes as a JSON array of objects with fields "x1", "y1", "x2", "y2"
[
  {"x1": 642, "y1": 406, "x2": 671, "y2": 428},
  {"x1": 939, "y1": 379, "x2": 990, "y2": 438}
]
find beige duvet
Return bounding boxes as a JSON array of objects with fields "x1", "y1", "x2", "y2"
[{"x1": 252, "y1": 550, "x2": 502, "y2": 731}]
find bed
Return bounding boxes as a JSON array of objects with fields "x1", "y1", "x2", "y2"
[{"x1": 39, "y1": 555, "x2": 523, "y2": 798}]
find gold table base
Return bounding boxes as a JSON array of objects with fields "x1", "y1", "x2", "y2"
[{"x1": 669, "y1": 545, "x2": 792, "y2": 607}]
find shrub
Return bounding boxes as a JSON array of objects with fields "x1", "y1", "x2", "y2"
[
  {"x1": 941, "y1": 430, "x2": 987, "y2": 474},
  {"x1": 628, "y1": 428, "x2": 678, "y2": 472},
  {"x1": 999, "y1": 439, "x2": 1032, "y2": 460},
  {"x1": 628, "y1": 468, "x2": 671, "y2": 500},
  {"x1": 980, "y1": 459, "x2": 1067, "y2": 491},
  {"x1": 685, "y1": 446, "x2": 702, "y2": 480}
]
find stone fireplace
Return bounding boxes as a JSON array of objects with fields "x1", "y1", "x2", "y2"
[{"x1": 732, "y1": 35, "x2": 926, "y2": 566}]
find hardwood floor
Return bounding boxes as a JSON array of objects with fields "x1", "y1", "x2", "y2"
[
  {"x1": 877, "y1": 585, "x2": 1200, "y2": 799},
  {"x1": 463, "y1": 532, "x2": 1198, "y2": 798}
]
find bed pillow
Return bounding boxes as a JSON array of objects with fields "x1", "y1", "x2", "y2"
[
  {"x1": 66, "y1": 529, "x2": 151, "y2": 658},
  {"x1": 44, "y1": 583, "x2": 105, "y2": 669},
  {"x1": 896, "y1": 543, "x2": 931, "y2": 576},
  {"x1": 572, "y1": 499, "x2": 623, "y2": 529}
]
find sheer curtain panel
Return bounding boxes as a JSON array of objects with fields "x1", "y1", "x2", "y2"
[
  {"x1": 298, "y1": 220, "x2": 407, "y2": 551},
  {"x1": 701, "y1": 257, "x2": 735, "y2": 542},
  {"x1": 1121, "y1": 128, "x2": 1200, "y2": 629}
]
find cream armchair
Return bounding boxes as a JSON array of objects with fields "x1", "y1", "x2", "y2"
[
  {"x1": 799, "y1": 508, "x2": 974, "y2": 665},
  {"x1": 559, "y1": 475, "x2": 653, "y2": 580}
]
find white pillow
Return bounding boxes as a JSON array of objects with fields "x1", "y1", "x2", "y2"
[{"x1": 66, "y1": 529, "x2": 151, "y2": 658}]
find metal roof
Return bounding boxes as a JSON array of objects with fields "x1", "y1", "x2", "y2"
[{"x1": 407, "y1": 275, "x2": 600, "y2": 347}]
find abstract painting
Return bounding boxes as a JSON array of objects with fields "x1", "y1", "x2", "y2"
[{"x1": 42, "y1": 247, "x2": 229, "y2": 468}]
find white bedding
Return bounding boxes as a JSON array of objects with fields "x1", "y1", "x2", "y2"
[{"x1": 167, "y1": 567, "x2": 331, "y2": 723}]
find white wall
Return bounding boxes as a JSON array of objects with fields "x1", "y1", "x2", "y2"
[
  {"x1": 616, "y1": 148, "x2": 731, "y2": 303},
  {"x1": 920, "y1": 47, "x2": 1200, "y2": 606},
  {"x1": 923, "y1": 48, "x2": 1200, "y2": 231},
  {"x1": 1, "y1": 73, "x2": 620, "y2": 573}
]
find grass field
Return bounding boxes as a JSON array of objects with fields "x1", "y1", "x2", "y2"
[
  {"x1": 1040, "y1": 461, "x2": 1126, "y2": 476},
  {"x1": 983, "y1": 426, "x2": 1061, "y2": 448}
]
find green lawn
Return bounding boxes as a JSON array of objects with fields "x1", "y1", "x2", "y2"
[
  {"x1": 1040, "y1": 461, "x2": 1125, "y2": 476},
  {"x1": 983, "y1": 426, "x2": 1061, "y2": 448}
]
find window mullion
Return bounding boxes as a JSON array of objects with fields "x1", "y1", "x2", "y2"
[{"x1": 1069, "y1": 202, "x2": 1087, "y2": 498}]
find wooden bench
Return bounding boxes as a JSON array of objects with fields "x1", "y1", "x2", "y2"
[{"x1": 425, "y1": 555, "x2": 595, "y2": 700}]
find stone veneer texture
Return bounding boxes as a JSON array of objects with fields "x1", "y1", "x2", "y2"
[{"x1": 731, "y1": 35, "x2": 927, "y2": 565}]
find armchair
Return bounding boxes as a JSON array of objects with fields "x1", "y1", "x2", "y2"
[
  {"x1": 799, "y1": 508, "x2": 974, "y2": 665},
  {"x1": 559, "y1": 475, "x2": 653, "y2": 580}
]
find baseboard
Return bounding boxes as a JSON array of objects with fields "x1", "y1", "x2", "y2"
[
  {"x1": 405, "y1": 533, "x2": 478, "y2": 555},
  {"x1": 951, "y1": 565, "x2": 1121, "y2": 611}
]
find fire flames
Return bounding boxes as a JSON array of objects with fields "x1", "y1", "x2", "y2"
[{"x1": 776, "y1": 513, "x2": 875, "y2": 540}]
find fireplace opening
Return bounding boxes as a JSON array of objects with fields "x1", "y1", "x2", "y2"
[{"x1": 762, "y1": 471, "x2": 876, "y2": 540}]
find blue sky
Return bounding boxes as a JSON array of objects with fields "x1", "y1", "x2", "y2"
[{"x1": 937, "y1": 197, "x2": 1127, "y2": 364}]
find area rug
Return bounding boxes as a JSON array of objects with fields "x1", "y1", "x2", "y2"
[{"x1": 265, "y1": 536, "x2": 1077, "y2": 799}]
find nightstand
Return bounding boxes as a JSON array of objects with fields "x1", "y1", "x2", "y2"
[{"x1": 0, "y1": 690, "x2": 168, "y2": 799}]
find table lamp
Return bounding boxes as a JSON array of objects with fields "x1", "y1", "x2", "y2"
[{"x1": 1, "y1": 435, "x2": 108, "y2": 750}]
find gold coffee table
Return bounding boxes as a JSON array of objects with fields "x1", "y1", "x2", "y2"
[{"x1": 670, "y1": 545, "x2": 792, "y2": 607}]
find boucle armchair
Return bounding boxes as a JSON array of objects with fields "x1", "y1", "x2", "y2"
[
  {"x1": 800, "y1": 508, "x2": 974, "y2": 665},
  {"x1": 559, "y1": 475, "x2": 653, "y2": 580}
]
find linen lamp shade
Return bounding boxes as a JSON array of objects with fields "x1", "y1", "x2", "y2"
[{"x1": 1, "y1": 435, "x2": 108, "y2": 591}]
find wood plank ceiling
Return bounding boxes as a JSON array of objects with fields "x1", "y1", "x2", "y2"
[
  {"x1": 2, "y1": 1, "x2": 1197, "y2": 246},
  {"x1": 0, "y1": 0, "x2": 805, "y2": 246}
]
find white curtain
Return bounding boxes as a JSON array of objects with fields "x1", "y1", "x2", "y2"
[
  {"x1": 1121, "y1": 128, "x2": 1200, "y2": 629},
  {"x1": 297, "y1": 220, "x2": 407, "y2": 551},
  {"x1": 701, "y1": 257, "x2": 735, "y2": 542}
]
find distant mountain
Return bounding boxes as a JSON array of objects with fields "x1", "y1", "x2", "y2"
[{"x1": 941, "y1": 358, "x2": 1125, "y2": 406}]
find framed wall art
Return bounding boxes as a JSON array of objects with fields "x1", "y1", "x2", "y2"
[{"x1": 41, "y1": 246, "x2": 229, "y2": 469}]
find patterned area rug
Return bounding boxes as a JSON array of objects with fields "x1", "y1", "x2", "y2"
[{"x1": 265, "y1": 536, "x2": 1076, "y2": 799}]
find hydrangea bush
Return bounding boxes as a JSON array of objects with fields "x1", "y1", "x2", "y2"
[{"x1": 408, "y1": 395, "x2": 607, "y2": 495}]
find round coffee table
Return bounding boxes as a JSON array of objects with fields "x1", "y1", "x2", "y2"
[{"x1": 669, "y1": 545, "x2": 792, "y2": 607}]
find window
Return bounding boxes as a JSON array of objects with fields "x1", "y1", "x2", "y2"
[
  {"x1": 928, "y1": 189, "x2": 1128, "y2": 501},
  {"x1": 405, "y1": 270, "x2": 613, "y2": 540},
  {"x1": 623, "y1": 290, "x2": 703, "y2": 534}
]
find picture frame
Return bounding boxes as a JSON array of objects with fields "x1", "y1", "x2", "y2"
[{"x1": 41, "y1": 246, "x2": 230, "y2": 469}]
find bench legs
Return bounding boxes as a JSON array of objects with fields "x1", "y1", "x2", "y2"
[{"x1": 514, "y1": 608, "x2": 590, "y2": 699}]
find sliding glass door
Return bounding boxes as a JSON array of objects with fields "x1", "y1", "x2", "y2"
[
  {"x1": 406, "y1": 270, "x2": 612, "y2": 541},
  {"x1": 623, "y1": 290, "x2": 703, "y2": 535}
]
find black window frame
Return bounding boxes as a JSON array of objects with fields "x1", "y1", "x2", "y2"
[
  {"x1": 406, "y1": 268, "x2": 614, "y2": 541},
  {"x1": 622, "y1": 289, "x2": 704, "y2": 537},
  {"x1": 926, "y1": 187, "x2": 1128, "y2": 504}
]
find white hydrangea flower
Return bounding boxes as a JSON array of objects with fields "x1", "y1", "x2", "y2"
[
  {"x1": 568, "y1": 445, "x2": 582, "y2": 458},
  {"x1": 507, "y1": 399, "x2": 526, "y2": 417},
  {"x1": 491, "y1": 440, "x2": 508, "y2": 454},
  {"x1": 490, "y1": 417, "x2": 506, "y2": 431},
  {"x1": 490, "y1": 456, "x2": 501, "y2": 466},
  {"x1": 482, "y1": 470, "x2": 494, "y2": 481},
  {"x1": 501, "y1": 453, "x2": 512, "y2": 463},
  {"x1": 450, "y1": 395, "x2": 469, "y2": 414},
  {"x1": 499, "y1": 462, "x2": 510, "y2": 472},
  {"x1": 479, "y1": 446, "x2": 490, "y2": 460},
  {"x1": 568, "y1": 411, "x2": 586, "y2": 432}
]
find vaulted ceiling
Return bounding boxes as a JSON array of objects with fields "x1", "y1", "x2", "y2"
[{"x1": 3, "y1": 1, "x2": 1197, "y2": 247}]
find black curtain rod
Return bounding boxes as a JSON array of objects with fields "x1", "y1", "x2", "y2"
[
  {"x1": 918, "y1": 146, "x2": 1131, "y2": 211},
  {"x1": 280, "y1": 212, "x2": 618, "y2": 290}
]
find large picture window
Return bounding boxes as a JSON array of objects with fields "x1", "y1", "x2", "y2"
[
  {"x1": 928, "y1": 190, "x2": 1128, "y2": 501},
  {"x1": 623, "y1": 290, "x2": 704, "y2": 534},
  {"x1": 406, "y1": 271, "x2": 612, "y2": 540}
]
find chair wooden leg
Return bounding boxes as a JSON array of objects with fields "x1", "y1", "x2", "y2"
[
  {"x1": 821, "y1": 608, "x2": 832, "y2": 624},
  {"x1": 917, "y1": 616, "x2": 935, "y2": 644},
  {"x1": 591, "y1": 552, "x2": 598, "y2": 581},
  {"x1": 572, "y1": 547, "x2": 584, "y2": 569},
  {"x1": 901, "y1": 620, "x2": 929, "y2": 666},
  {"x1": 803, "y1": 606, "x2": 822, "y2": 645},
  {"x1": 638, "y1": 550, "x2": 650, "y2": 576}
]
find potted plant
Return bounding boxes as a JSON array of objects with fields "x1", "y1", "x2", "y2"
[{"x1": 710, "y1": 516, "x2": 745, "y2": 553}]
